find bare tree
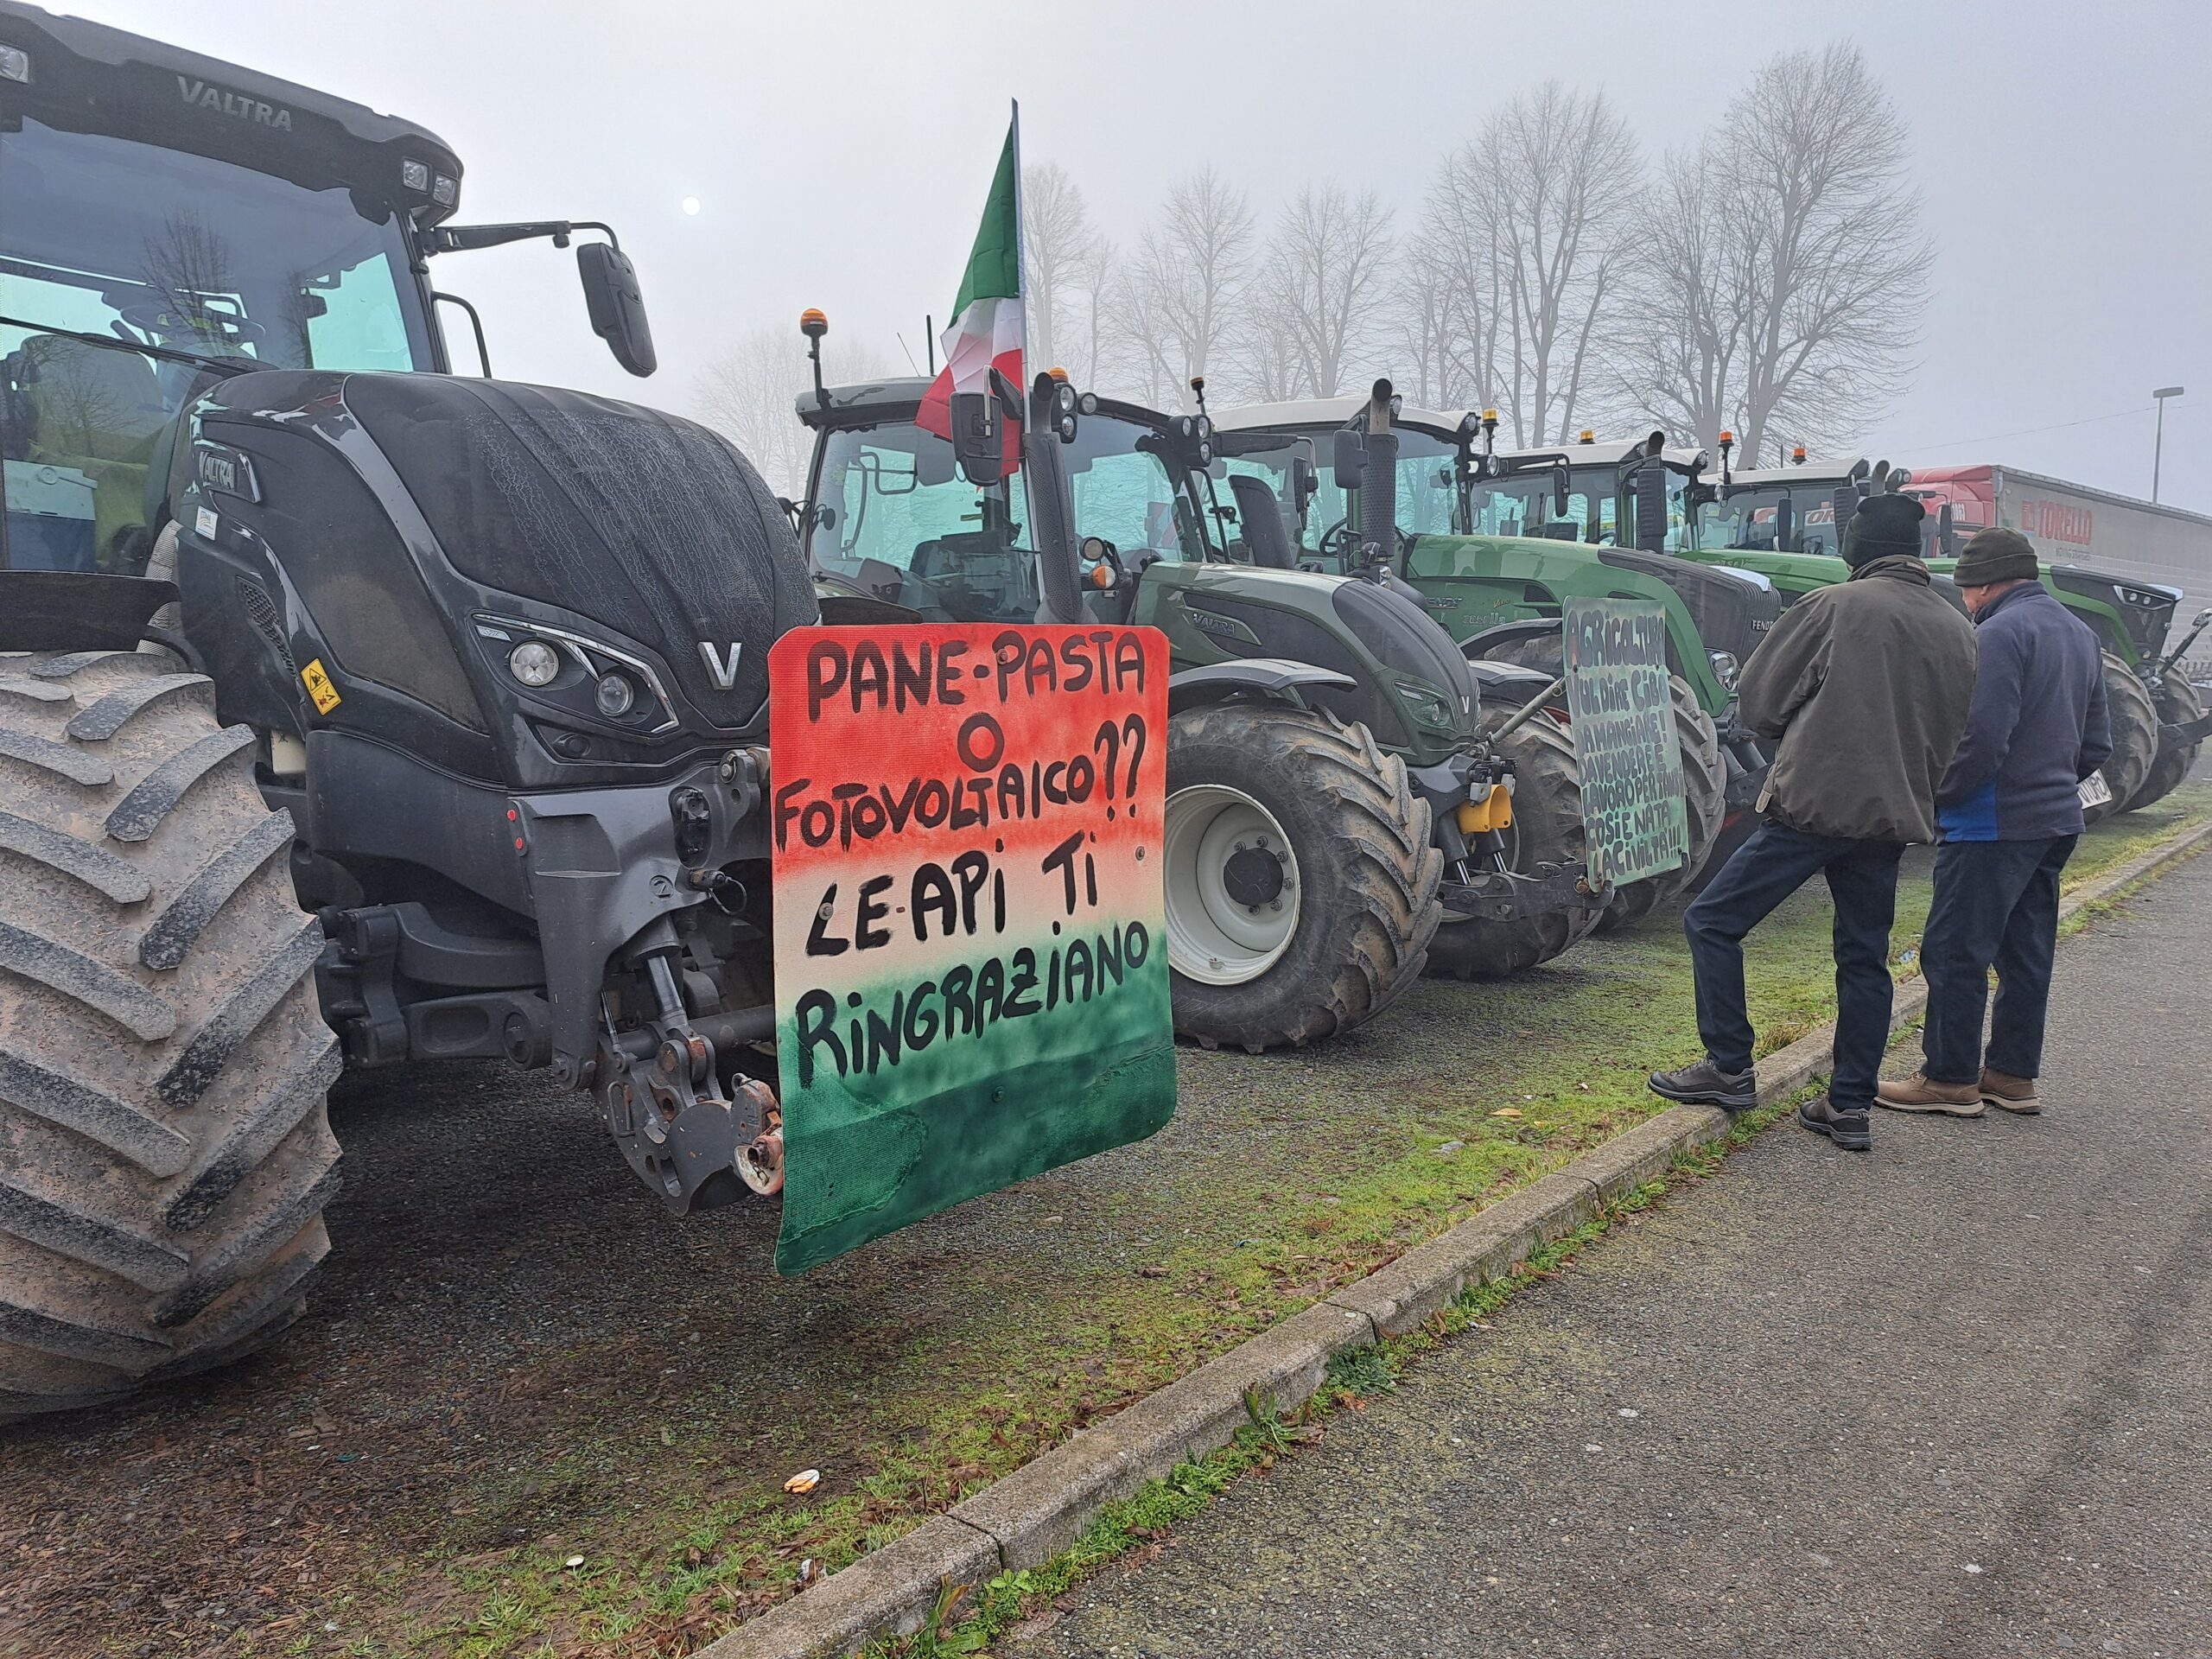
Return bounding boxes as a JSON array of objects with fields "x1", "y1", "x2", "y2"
[
  {"x1": 1021, "y1": 162, "x2": 1095, "y2": 373},
  {"x1": 1402, "y1": 168, "x2": 1509, "y2": 414},
  {"x1": 1621, "y1": 43, "x2": 1931, "y2": 460},
  {"x1": 691, "y1": 327, "x2": 890, "y2": 500},
  {"x1": 1614, "y1": 146, "x2": 1740, "y2": 452},
  {"x1": 1071, "y1": 233, "x2": 1116, "y2": 391},
  {"x1": 1722, "y1": 43, "x2": 1931, "y2": 461},
  {"x1": 1244, "y1": 183, "x2": 1395, "y2": 401},
  {"x1": 1416, "y1": 85, "x2": 1640, "y2": 446},
  {"x1": 1108, "y1": 167, "x2": 1257, "y2": 404}
]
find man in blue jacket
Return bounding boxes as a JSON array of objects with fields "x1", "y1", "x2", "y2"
[{"x1": 1878, "y1": 529, "x2": 2113, "y2": 1118}]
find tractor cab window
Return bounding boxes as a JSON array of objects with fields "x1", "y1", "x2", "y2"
[
  {"x1": 1705, "y1": 486, "x2": 1846, "y2": 557},
  {"x1": 1315, "y1": 428, "x2": 1458, "y2": 543},
  {"x1": 1468, "y1": 475, "x2": 1607, "y2": 543},
  {"x1": 809, "y1": 421, "x2": 1039, "y2": 624},
  {"x1": 1065, "y1": 412, "x2": 1204, "y2": 567},
  {"x1": 0, "y1": 118, "x2": 435, "y2": 574}
]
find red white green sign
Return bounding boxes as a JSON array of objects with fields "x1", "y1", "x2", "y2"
[
  {"x1": 914, "y1": 107, "x2": 1024, "y2": 477},
  {"x1": 767, "y1": 623, "x2": 1174, "y2": 1272}
]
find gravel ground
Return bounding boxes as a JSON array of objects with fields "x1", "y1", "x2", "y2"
[
  {"x1": 1, "y1": 797, "x2": 2203, "y2": 1659},
  {"x1": 1009, "y1": 851, "x2": 2212, "y2": 1659}
]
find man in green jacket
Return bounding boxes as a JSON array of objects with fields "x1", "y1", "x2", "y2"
[{"x1": 1650, "y1": 494, "x2": 1979, "y2": 1150}]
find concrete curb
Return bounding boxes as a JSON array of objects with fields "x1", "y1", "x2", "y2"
[{"x1": 697, "y1": 811, "x2": 2212, "y2": 1659}]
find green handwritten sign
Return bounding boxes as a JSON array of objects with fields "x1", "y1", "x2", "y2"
[{"x1": 1562, "y1": 599, "x2": 1688, "y2": 888}]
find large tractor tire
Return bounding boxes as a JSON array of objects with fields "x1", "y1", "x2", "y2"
[
  {"x1": 1163, "y1": 702, "x2": 1441, "y2": 1052},
  {"x1": 0, "y1": 651, "x2": 339, "y2": 1424},
  {"x1": 2084, "y1": 651, "x2": 2158, "y2": 827},
  {"x1": 1467, "y1": 633, "x2": 1722, "y2": 930},
  {"x1": 1424, "y1": 694, "x2": 1601, "y2": 980},
  {"x1": 2128, "y1": 671, "x2": 2203, "y2": 812}
]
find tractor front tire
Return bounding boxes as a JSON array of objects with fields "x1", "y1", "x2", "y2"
[
  {"x1": 1425, "y1": 694, "x2": 1600, "y2": 980},
  {"x1": 2128, "y1": 671, "x2": 2203, "y2": 811},
  {"x1": 1163, "y1": 702, "x2": 1441, "y2": 1052},
  {"x1": 0, "y1": 650, "x2": 339, "y2": 1424},
  {"x1": 2084, "y1": 651, "x2": 2157, "y2": 827}
]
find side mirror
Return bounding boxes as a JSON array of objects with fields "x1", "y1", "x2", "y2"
[
  {"x1": 1630, "y1": 466, "x2": 1669, "y2": 551},
  {"x1": 1226, "y1": 473, "x2": 1298, "y2": 569},
  {"x1": 1936, "y1": 503, "x2": 1957, "y2": 560},
  {"x1": 950, "y1": 391, "x2": 1003, "y2": 485},
  {"x1": 1332, "y1": 428, "x2": 1366, "y2": 488},
  {"x1": 1553, "y1": 461, "x2": 1570, "y2": 520},
  {"x1": 576, "y1": 242, "x2": 656, "y2": 377},
  {"x1": 1774, "y1": 493, "x2": 1796, "y2": 551}
]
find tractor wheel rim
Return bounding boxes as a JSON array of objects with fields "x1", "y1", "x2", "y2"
[{"x1": 1162, "y1": 784, "x2": 1300, "y2": 985}]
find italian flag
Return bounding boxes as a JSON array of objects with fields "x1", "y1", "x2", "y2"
[{"x1": 915, "y1": 106, "x2": 1024, "y2": 477}]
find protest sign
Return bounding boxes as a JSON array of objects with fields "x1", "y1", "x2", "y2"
[
  {"x1": 768, "y1": 624, "x2": 1176, "y2": 1273},
  {"x1": 1561, "y1": 598, "x2": 1688, "y2": 888}
]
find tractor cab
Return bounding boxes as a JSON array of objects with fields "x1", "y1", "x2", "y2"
[
  {"x1": 1703, "y1": 456, "x2": 1886, "y2": 561},
  {"x1": 1477, "y1": 431, "x2": 1712, "y2": 555},
  {"x1": 797, "y1": 373, "x2": 1207, "y2": 630},
  {"x1": 0, "y1": 0, "x2": 653, "y2": 575}
]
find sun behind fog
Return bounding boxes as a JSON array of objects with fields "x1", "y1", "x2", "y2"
[{"x1": 681, "y1": 195, "x2": 702, "y2": 216}]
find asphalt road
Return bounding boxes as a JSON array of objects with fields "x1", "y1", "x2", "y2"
[{"x1": 1014, "y1": 852, "x2": 2212, "y2": 1659}]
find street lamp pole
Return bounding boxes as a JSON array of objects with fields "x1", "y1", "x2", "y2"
[{"x1": 2153, "y1": 385, "x2": 2184, "y2": 504}]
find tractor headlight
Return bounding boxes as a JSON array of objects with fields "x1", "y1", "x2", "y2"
[
  {"x1": 0, "y1": 45, "x2": 29, "y2": 83},
  {"x1": 594, "y1": 670, "x2": 637, "y2": 718},
  {"x1": 509, "y1": 640, "x2": 561, "y2": 687},
  {"x1": 402, "y1": 158, "x2": 432, "y2": 193},
  {"x1": 1395, "y1": 683, "x2": 1454, "y2": 727},
  {"x1": 1708, "y1": 650, "x2": 1740, "y2": 691}
]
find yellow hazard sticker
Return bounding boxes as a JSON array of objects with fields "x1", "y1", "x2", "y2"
[{"x1": 301, "y1": 658, "x2": 342, "y2": 714}]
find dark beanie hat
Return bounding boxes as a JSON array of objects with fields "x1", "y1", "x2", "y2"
[
  {"x1": 1953, "y1": 526, "x2": 2039, "y2": 587},
  {"x1": 1840, "y1": 493, "x2": 1926, "y2": 569}
]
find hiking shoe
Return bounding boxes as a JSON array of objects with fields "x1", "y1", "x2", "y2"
[
  {"x1": 1798, "y1": 1094, "x2": 1872, "y2": 1152},
  {"x1": 1876, "y1": 1072, "x2": 1985, "y2": 1117},
  {"x1": 1649, "y1": 1058, "x2": 1757, "y2": 1111},
  {"x1": 1980, "y1": 1068, "x2": 2042, "y2": 1115}
]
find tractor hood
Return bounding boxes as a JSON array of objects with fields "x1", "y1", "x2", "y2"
[
  {"x1": 1594, "y1": 548, "x2": 1781, "y2": 663},
  {"x1": 180, "y1": 369, "x2": 815, "y2": 786}
]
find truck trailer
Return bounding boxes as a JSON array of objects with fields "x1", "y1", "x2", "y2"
[{"x1": 1902, "y1": 465, "x2": 2212, "y2": 678}]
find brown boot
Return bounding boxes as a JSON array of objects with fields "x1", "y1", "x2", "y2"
[
  {"x1": 1875, "y1": 1072, "x2": 1986, "y2": 1117},
  {"x1": 1980, "y1": 1068, "x2": 2042, "y2": 1115}
]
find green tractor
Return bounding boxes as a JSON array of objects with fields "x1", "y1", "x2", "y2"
[
  {"x1": 1209, "y1": 397, "x2": 1783, "y2": 925},
  {"x1": 1688, "y1": 442, "x2": 2196, "y2": 821},
  {"x1": 792, "y1": 348, "x2": 1610, "y2": 1049}
]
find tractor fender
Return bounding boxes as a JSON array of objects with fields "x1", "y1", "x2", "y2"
[
  {"x1": 1166, "y1": 658, "x2": 1355, "y2": 715},
  {"x1": 1463, "y1": 658, "x2": 1560, "y2": 701}
]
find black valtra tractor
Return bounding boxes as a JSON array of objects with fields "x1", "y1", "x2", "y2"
[
  {"x1": 0, "y1": 4, "x2": 814, "y2": 1420},
  {"x1": 792, "y1": 336, "x2": 1605, "y2": 1051}
]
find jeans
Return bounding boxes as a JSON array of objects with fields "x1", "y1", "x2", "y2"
[
  {"x1": 1920, "y1": 836, "x2": 2076, "y2": 1084},
  {"x1": 1683, "y1": 822, "x2": 1907, "y2": 1110}
]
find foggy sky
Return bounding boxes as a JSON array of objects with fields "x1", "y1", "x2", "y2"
[{"x1": 61, "y1": 0, "x2": 2212, "y2": 512}]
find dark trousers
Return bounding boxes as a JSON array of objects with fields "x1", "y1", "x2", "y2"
[
  {"x1": 1684, "y1": 822, "x2": 1907, "y2": 1109},
  {"x1": 1920, "y1": 836, "x2": 2076, "y2": 1084}
]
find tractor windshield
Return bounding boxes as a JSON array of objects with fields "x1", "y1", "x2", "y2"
[
  {"x1": 810, "y1": 410, "x2": 1203, "y2": 624},
  {"x1": 1470, "y1": 461, "x2": 1700, "y2": 551},
  {"x1": 1312, "y1": 427, "x2": 1459, "y2": 546},
  {"x1": 0, "y1": 117, "x2": 435, "y2": 574},
  {"x1": 1705, "y1": 485, "x2": 1849, "y2": 558},
  {"x1": 1467, "y1": 472, "x2": 1598, "y2": 542}
]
